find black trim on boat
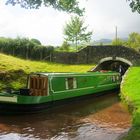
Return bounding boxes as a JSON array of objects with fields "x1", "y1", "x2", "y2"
[{"x1": 0, "y1": 88, "x2": 119, "y2": 115}]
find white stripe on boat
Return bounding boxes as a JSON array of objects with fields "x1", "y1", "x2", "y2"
[{"x1": 0, "y1": 96, "x2": 17, "y2": 103}]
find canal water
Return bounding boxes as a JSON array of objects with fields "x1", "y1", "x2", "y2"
[{"x1": 0, "y1": 93, "x2": 131, "y2": 140}]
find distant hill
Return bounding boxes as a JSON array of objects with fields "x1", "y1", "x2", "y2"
[
  {"x1": 92, "y1": 38, "x2": 128, "y2": 45},
  {"x1": 93, "y1": 39, "x2": 112, "y2": 45}
]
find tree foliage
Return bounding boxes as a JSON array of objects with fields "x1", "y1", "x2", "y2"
[
  {"x1": 0, "y1": 37, "x2": 54, "y2": 61},
  {"x1": 126, "y1": 32, "x2": 140, "y2": 50},
  {"x1": 60, "y1": 41, "x2": 70, "y2": 51},
  {"x1": 64, "y1": 16, "x2": 92, "y2": 51},
  {"x1": 111, "y1": 32, "x2": 140, "y2": 51},
  {"x1": 31, "y1": 38, "x2": 41, "y2": 45},
  {"x1": 112, "y1": 38, "x2": 125, "y2": 46},
  {"x1": 6, "y1": 0, "x2": 84, "y2": 15},
  {"x1": 128, "y1": 0, "x2": 140, "y2": 14}
]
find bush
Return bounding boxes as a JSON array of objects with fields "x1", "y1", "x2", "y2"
[{"x1": 0, "y1": 37, "x2": 54, "y2": 61}]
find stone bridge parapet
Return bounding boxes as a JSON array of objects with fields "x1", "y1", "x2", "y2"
[{"x1": 52, "y1": 45, "x2": 140, "y2": 65}]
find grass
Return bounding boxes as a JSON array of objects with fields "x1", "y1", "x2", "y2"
[
  {"x1": 121, "y1": 67, "x2": 140, "y2": 102},
  {"x1": 0, "y1": 53, "x2": 94, "y2": 90},
  {"x1": 0, "y1": 53, "x2": 93, "y2": 73},
  {"x1": 122, "y1": 127, "x2": 140, "y2": 140},
  {"x1": 121, "y1": 66, "x2": 140, "y2": 140}
]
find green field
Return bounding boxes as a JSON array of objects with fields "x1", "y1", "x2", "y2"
[
  {"x1": 121, "y1": 66, "x2": 140, "y2": 140},
  {"x1": 0, "y1": 53, "x2": 94, "y2": 91}
]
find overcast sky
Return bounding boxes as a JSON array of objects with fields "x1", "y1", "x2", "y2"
[{"x1": 0, "y1": 0, "x2": 140, "y2": 45}]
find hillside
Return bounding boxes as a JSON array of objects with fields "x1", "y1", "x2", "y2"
[
  {"x1": 93, "y1": 39, "x2": 112, "y2": 45},
  {"x1": 93, "y1": 38, "x2": 128, "y2": 45},
  {"x1": 0, "y1": 53, "x2": 93, "y2": 91}
]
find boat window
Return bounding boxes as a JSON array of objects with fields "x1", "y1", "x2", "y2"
[
  {"x1": 66, "y1": 77, "x2": 77, "y2": 90},
  {"x1": 111, "y1": 76, "x2": 117, "y2": 82}
]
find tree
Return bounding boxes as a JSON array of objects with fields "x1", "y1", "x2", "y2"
[
  {"x1": 127, "y1": 0, "x2": 140, "y2": 14},
  {"x1": 112, "y1": 38, "x2": 125, "y2": 46},
  {"x1": 31, "y1": 38, "x2": 41, "y2": 45},
  {"x1": 14, "y1": 37, "x2": 34, "y2": 59},
  {"x1": 6, "y1": 0, "x2": 84, "y2": 15},
  {"x1": 61, "y1": 41, "x2": 70, "y2": 51},
  {"x1": 7, "y1": 38, "x2": 17, "y2": 56},
  {"x1": 64, "y1": 16, "x2": 92, "y2": 51},
  {"x1": 0, "y1": 37, "x2": 55, "y2": 60},
  {"x1": 126, "y1": 32, "x2": 140, "y2": 50}
]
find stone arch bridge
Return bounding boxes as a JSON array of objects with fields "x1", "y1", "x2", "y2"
[{"x1": 52, "y1": 45, "x2": 140, "y2": 75}]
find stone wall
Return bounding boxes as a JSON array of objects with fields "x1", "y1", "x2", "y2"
[
  {"x1": 52, "y1": 45, "x2": 140, "y2": 65},
  {"x1": 52, "y1": 52, "x2": 77, "y2": 64}
]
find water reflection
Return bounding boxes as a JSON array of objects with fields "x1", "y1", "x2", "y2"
[{"x1": 0, "y1": 93, "x2": 131, "y2": 140}]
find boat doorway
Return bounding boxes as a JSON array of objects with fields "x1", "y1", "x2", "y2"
[{"x1": 29, "y1": 75, "x2": 48, "y2": 96}]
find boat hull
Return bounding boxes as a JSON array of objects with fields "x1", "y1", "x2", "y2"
[
  {"x1": 0, "y1": 88, "x2": 119, "y2": 114},
  {"x1": 0, "y1": 102, "x2": 52, "y2": 114}
]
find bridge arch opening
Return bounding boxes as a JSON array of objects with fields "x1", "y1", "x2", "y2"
[{"x1": 92, "y1": 57, "x2": 132, "y2": 76}]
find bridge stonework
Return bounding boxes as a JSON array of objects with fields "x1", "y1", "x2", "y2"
[{"x1": 53, "y1": 45, "x2": 140, "y2": 65}]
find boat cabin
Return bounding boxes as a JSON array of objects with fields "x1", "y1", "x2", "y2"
[
  {"x1": 20, "y1": 74, "x2": 49, "y2": 96},
  {"x1": 20, "y1": 71, "x2": 121, "y2": 97}
]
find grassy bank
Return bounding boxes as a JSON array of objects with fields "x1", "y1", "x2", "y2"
[
  {"x1": 0, "y1": 53, "x2": 93, "y2": 91},
  {"x1": 121, "y1": 66, "x2": 140, "y2": 140}
]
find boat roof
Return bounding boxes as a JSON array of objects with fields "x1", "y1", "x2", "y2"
[{"x1": 29, "y1": 71, "x2": 119, "y2": 77}]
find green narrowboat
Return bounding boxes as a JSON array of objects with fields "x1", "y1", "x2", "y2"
[{"x1": 0, "y1": 71, "x2": 121, "y2": 114}]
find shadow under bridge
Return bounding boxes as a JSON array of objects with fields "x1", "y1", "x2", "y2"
[{"x1": 91, "y1": 57, "x2": 133, "y2": 76}]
